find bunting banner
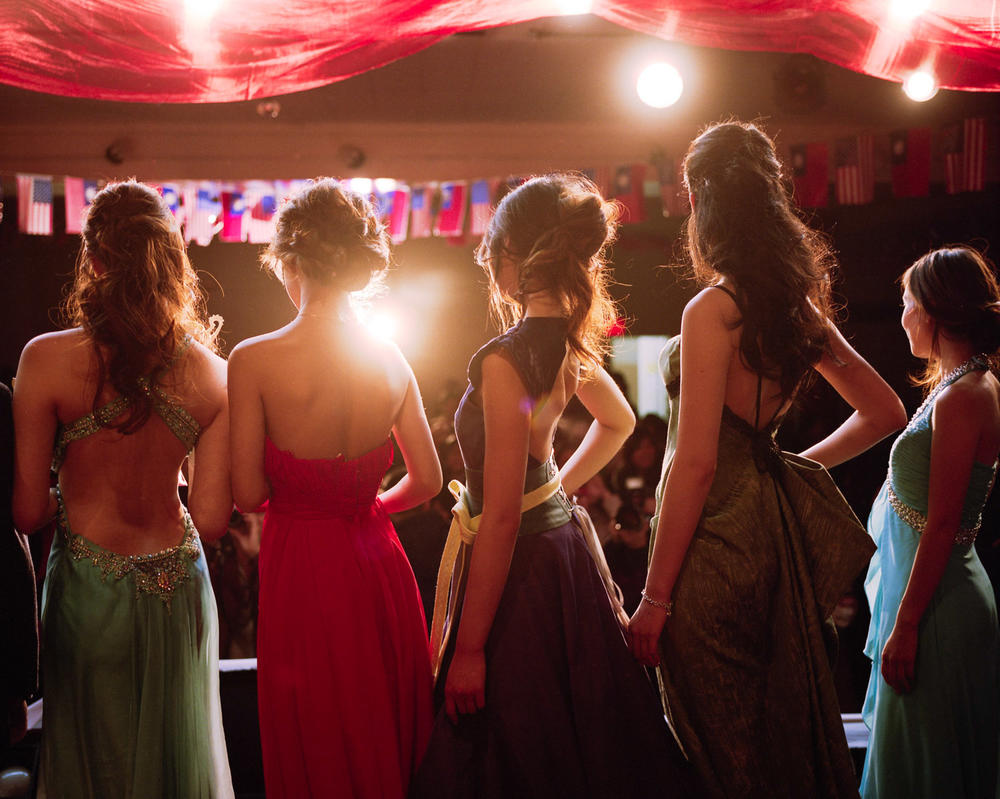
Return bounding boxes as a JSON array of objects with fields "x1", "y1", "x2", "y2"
[
  {"x1": 834, "y1": 135, "x2": 874, "y2": 206},
  {"x1": 16, "y1": 174, "x2": 53, "y2": 235},
  {"x1": 790, "y1": 142, "x2": 829, "y2": 208},
  {"x1": 244, "y1": 181, "x2": 277, "y2": 244},
  {"x1": 64, "y1": 176, "x2": 99, "y2": 234},
  {"x1": 890, "y1": 128, "x2": 931, "y2": 199},
  {"x1": 220, "y1": 187, "x2": 246, "y2": 243},
  {"x1": 434, "y1": 181, "x2": 467, "y2": 238},
  {"x1": 612, "y1": 164, "x2": 647, "y2": 224},
  {"x1": 374, "y1": 181, "x2": 411, "y2": 244},
  {"x1": 409, "y1": 184, "x2": 434, "y2": 239},
  {"x1": 469, "y1": 179, "x2": 497, "y2": 237}
]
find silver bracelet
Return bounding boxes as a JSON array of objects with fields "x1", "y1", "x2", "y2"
[{"x1": 641, "y1": 589, "x2": 673, "y2": 615}]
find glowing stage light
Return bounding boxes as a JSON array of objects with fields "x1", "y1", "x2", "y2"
[
  {"x1": 903, "y1": 70, "x2": 938, "y2": 102},
  {"x1": 185, "y1": 0, "x2": 223, "y2": 21},
  {"x1": 365, "y1": 310, "x2": 399, "y2": 341},
  {"x1": 888, "y1": 0, "x2": 931, "y2": 22},
  {"x1": 555, "y1": 0, "x2": 594, "y2": 14},
  {"x1": 374, "y1": 178, "x2": 397, "y2": 194},
  {"x1": 636, "y1": 62, "x2": 684, "y2": 108}
]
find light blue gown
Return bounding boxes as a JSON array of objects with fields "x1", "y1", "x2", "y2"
[{"x1": 862, "y1": 359, "x2": 1000, "y2": 798}]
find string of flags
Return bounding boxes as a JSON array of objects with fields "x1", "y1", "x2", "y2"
[{"x1": 8, "y1": 116, "x2": 996, "y2": 241}]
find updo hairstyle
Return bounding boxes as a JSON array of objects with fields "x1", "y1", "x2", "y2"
[
  {"x1": 903, "y1": 245, "x2": 1000, "y2": 389},
  {"x1": 261, "y1": 178, "x2": 390, "y2": 296},
  {"x1": 64, "y1": 179, "x2": 217, "y2": 434},
  {"x1": 683, "y1": 120, "x2": 837, "y2": 397},
  {"x1": 476, "y1": 174, "x2": 620, "y2": 372}
]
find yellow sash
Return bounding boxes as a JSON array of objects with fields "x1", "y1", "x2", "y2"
[
  {"x1": 429, "y1": 475, "x2": 562, "y2": 681},
  {"x1": 428, "y1": 475, "x2": 631, "y2": 682}
]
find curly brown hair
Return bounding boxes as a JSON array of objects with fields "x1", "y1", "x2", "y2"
[
  {"x1": 903, "y1": 245, "x2": 1000, "y2": 391},
  {"x1": 261, "y1": 179, "x2": 390, "y2": 299},
  {"x1": 683, "y1": 120, "x2": 838, "y2": 397},
  {"x1": 476, "y1": 174, "x2": 620, "y2": 373},
  {"x1": 62, "y1": 180, "x2": 218, "y2": 434}
]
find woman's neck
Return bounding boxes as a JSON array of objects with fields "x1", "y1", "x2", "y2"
[
  {"x1": 296, "y1": 282, "x2": 350, "y2": 321},
  {"x1": 522, "y1": 290, "x2": 564, "y2": 318},
  {"x1": 936, "y1": 336, "x2": 975, "y2": 375}
]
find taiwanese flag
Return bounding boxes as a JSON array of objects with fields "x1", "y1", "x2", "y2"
[
  {"x1": 469, "y1": 179, "x2": 497, "y2": 237},
  {"x1": 374, "y1": 181, "x2": 411, "y2": 244},
  {"x1": 244, "y1": 181, "x2": 277, "y2": 244},
  {"x1": 220, "y1": 189, "x2": 246, "y2": 243},
  {"x1": 16, "y1": 174, "x2": 53, "y2": 235},
  {"x1": 159, "y1": 183, "x2": 183, "y2": 224},
  {"x1": 64, "y1": 177, "x2": 99, "y2": 234},
  {"x1": 890, "y1": 129, "x2": 931, "y2": 198},
  {"x1": 434, "y1": 181, "x2": 467, "y2": 238},
  {"x1": 790, "y1": 142, "x2": 829, "y2": 208},
  {"x1": 409, "y1": 185, "x2": 433, "y2": 239},
  {"x1": 612, "y1": 164, "x2": 647, "y2": 224},
  {"x1": 652, "y1": 153, "x2": 687, "y2": 217}
]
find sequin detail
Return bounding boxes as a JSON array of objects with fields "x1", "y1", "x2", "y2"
[
  {"x1": 57, "y1": 495, "x2": 201, "y2": 610},
  {"x1": 886, "y1": 481, "x2": 982, "y2": 544}
]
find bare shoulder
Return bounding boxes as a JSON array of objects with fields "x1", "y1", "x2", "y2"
[
  {"x1": 683, "y1": 286, "x2": 741, "y2": 329},
  {"x1": 938, "y1": 371, "x2": 998, "y2": 418},
  {"x1": 19, "y1": 327, "x2": 88, "y2": 363}
]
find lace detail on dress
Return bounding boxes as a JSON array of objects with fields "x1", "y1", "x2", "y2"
[
  {"x1": 56, "y1": 488, "x2": 201, "y2": 609},
  {"x1": 467, "y1": 318, "x2": 569, "y2": 402}
]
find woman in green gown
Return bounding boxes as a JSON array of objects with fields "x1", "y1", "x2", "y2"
[
  {"x1": 861, "y1": 246, "x2": 1000, "y2": 798},
  {"x1": 12, "y1": 181, "x2": 234, "y2": 798},
  {"x1": 627, "y1": 120, "x2": 908, "y2": 798}
]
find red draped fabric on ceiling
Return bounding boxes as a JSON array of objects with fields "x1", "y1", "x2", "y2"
[{"x1": 0, "y1": 1, "x2": 997, "y2": 102}]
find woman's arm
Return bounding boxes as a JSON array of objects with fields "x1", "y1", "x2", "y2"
[
  {"x1": 444, "y1": 352, "x2": 531, "y2": 722},
  {"x1": 880, "y1": 383, "x2": 981, "y2": 694},
  {"x1": 378, "y1": 364, "x2": 442, "y2": 514},
  {"x1": 227, "y1": 342, "x2": 270, "y2": 513},
  {"x1": 12, "y1": 337, "x2": 59, "y2": 533},
  {"x1": 187, "y1": 352, "x2": 232, "y2": 540},
  {"x1": 559, "y1": 366, "x2": 635, "y2": 498},
  {"x1": 800, "y1": 323, "x2": 906, "y2": 468},
  {"x1": 628, "y1": 290, "x2": 732, "y2": 665}
]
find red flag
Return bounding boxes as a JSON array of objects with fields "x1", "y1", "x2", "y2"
[
  {"x1": 469, "y1": 179, "x2": 497, "y2": 237},
  {"x1": 377, "y1": 184, "x2": 411, "y2": 244},
  {"x1": 16, "y1": 174, "x2": 53, "y2": 235},
  {"x1": 434, "y1": 181, "x2": 467, "y2": 237},
  {"x1": 964, "y1": 117, "x2": 987, "y2": 192},
  {"x1": 409, "y1": 185, "x2": 434, "y2": 239},
  {"x1": 220, "y1": 189, "x2": 246, "y2": 242},
  {"x1": 790, "y1": 143, "x2": 829, "y2": 208},
  {"x1": 582, "y1": 167, "x2": 613, "y2": 198},
  {"x1": 890, "y1": 129, "x2": 931, "y2": 198},
  {"x1": 65, "y1": 177, "x2": 100, "y2": 234},
  {"x1": 653, "y1": 154, "x2": 687, "y2": 217},
  {"x1": 612, "y1": 165, "x2": 647, "y2": 224},
  {"x1": 834, "y1": 135, "x2": 874, "y2": 205}
]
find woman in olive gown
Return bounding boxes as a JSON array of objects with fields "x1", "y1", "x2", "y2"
[
  {"x1": 13, "y1": 180, "x2": 233, "y2": 799},
  {"x1": 861, "y1": 246, "x2": 1000, "y2": 798},
  {"x1": 628, "y1": 121, "x2": 908, "y2": 798}
]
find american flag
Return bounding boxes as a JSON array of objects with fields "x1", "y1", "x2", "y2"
[
  {"x1": 64, "y1": 177, "x2": 100, "y2": 234},
  {"x1": 184, "y1": 184, "x2": 222, "y2": 246},
  {"x1": 964, "y1": 117, "x2": 987, "y2": 193},
  {"x1": 434, "y1": 181, "x2": 467, "y2": 237},
  {"x1": 244, "y1": 181, "x2": 278, "y2": 244},
  {"x1": 943, "y1": 121, "x2": 966, "y2": 195},
  {"x1": 220, "y1": 189, "x2": 246, "y2": 243},
  {"x1": 17, "y1": 175, "x2": 53, "y2": 235},
  {"x1": 158, "y1": 183, "x2": 184, "y2": 225},
  {"x1": 409, "y1": 184, "x2": 434, "y2": 239},
  {"x1": 834, "y1": 135, "x2": 874, "y2": 205},
  {"x1": 468, "y1": 179, "x2": 496, "y2": 236},
  {"x1": 612, "y1": 164, "x2": 647, "y2": 224}
]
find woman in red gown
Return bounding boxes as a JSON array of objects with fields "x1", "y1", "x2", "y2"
[{"x1": 228, "y1": 179, "x2": 442, "y2": 798}]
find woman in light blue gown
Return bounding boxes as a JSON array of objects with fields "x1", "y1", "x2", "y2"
[{"x1": 862, "y1": 245, "x2": 1000, "y2": 798}]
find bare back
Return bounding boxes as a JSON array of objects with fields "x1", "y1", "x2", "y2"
[
  {"x1": 14, "y1": 328, "x2": 228, "y2": 553},
  {"x1": 237, "y1": 318, "x2": 410, "y2": 459}
]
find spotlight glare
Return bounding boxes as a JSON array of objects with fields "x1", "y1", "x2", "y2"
[
  {"x1": 555, "y1": 0, "x2": 594, "y2": 14},
  {"x1": 636, "y1": 62, "x2": 684, "y2": 109},
  {"x1": 903, "y1": 70, "x2": 938, "y2": 102},
  {"x1": 889, "y1": 0, "x2": 931, "y2": 21},
  {"x1": 348, "y1": 178, "x2": 373, "y2": 196},
  {"x1": 374, "y1": 178, "x2": 397, "y2": 193},
  {"x1": 185, "y1": 0, "x2": 222, "y2": 21},
  {"x1": 366, "y1": 311, "x2": 399, "y2": 341}
]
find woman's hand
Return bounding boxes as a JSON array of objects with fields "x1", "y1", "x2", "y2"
[
  {"x1": 628, "y1": 599, "x2": 668, "y2": 667},
  {"x1": 444, "y1": 647, "x2": 486, "y2": 723},
  {"x1": 881, "y1": 620, "x2": 918, "y2": 694}
]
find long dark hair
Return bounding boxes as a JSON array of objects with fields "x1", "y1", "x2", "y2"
[
  {"x1": 63, "y1": 180, "x2": 218, "y2": 434},
  {"x1": 476, "y1": 174, "x2": 620, "y2": 373},
  {"x1": 683, "y1": 121, "x2": 837, "y2": 397},
  {"x1": 903, "y1": 245, "x2": 1000, "y2": 391}
]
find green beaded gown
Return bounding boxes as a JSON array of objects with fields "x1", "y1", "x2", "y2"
[
  {"x1": 38, "y1": 378, "x2": 233, "y2": 799},
  {"x1": 861, "y1": 357, "x2": 1000, "y2": 798}
]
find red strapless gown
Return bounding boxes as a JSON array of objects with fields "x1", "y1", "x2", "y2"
[{"x1": 257, "y1": 437, "x2": 433, "y2": 799}]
